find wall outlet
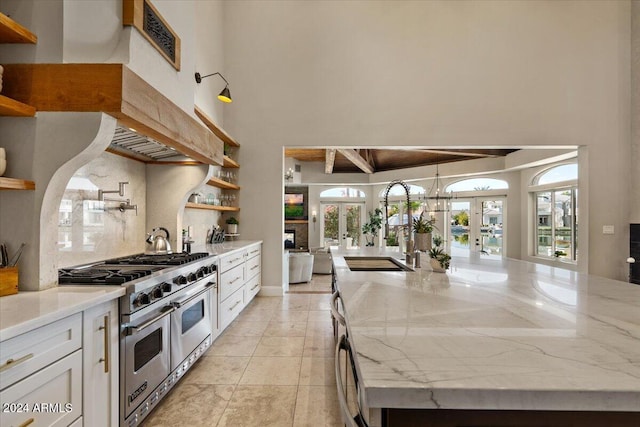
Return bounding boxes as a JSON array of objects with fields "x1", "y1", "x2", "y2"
[{"x1": 602, "y1": 225, "x2": 615, "y2": 235}]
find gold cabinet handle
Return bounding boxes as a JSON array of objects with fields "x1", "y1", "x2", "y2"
[
  {"x1": 250, "y1": 283, "x2": 260, "y2": 291},
  {"x1": 98, "y1": 315, "x2": 110, "y2": 373},
  {"x1": 229, "y1": 276, "x2": 241, "y2": 284},
  {"x1": 229, "y1": 300, "x2": 242, "y2": 311},
  {"x1": 18, "y1": 418, "x2": 35, "y2": 427},
  {"x1": 0, "y1": 353, "x2": 34, "y2": 373}
]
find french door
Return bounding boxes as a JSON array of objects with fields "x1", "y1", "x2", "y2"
[
  {"x1": 321, "y1": 203, "x2": 365, "y2": 248},
  {"x1": 449, "y1": 197, "x2": 505, "y2": 258}
]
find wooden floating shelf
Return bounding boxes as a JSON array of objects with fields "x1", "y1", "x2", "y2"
[
  {"x1": 0, "y1": 177, "x2": 36, "y2": 190},
  {"x1": 0, "y1": 12, "x2": 37, "y2": 44},
  {"x1": 207, "y1": 176, "x2": 240, "y2": 190},
  {"x1": 0, "y1": 94, "x2": 36, "y2": 117},
  {"x1": 285, "y1": 220, "x2": 309, "y2": 224},
  {"x1": 185, "y1": 202, "x2": 239, "y2": 212},
  {"x1": 223, "y1": 156, "x2": 239, "y2": 168},
  {"x1": 194, "y1": 105, "x2": 240, "y2": 147}
]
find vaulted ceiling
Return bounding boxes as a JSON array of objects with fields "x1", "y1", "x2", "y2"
[{"x1": 284, "y1": 148, "x2": 519, "y2": 174}]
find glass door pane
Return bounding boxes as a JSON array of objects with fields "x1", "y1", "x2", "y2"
[
  {"x1": 343, "y1": 204, "x2": 363, "y2": 248},
  {"x1": 450, "y1": 201, "x2": 471, "y2": 256},
  {"x1": 480, "y1": 199, "x2": 504, "y2": 258},
  {"x1": 554, "y1": 189, "x2": 573, "y2": 260},
  {"x1": 321, "y1": 204, "x2": 339, "y2": 247}
]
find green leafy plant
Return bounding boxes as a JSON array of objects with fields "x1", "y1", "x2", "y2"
[
  {"x1": 428, "y1": 247, "x2": 451, "y2": 270},
  {"x1": 432, "y1": 234, "x2": 443, "y2": 247},
  {"x1": 225, "y1": 216, "x2": 239, "y2": 225},
  {"x1": 413, "y1": 212, "x2": 435, "y2": 234},
  {"x1": 362, "y1": 208, "x2": 383, "y2": 246}
]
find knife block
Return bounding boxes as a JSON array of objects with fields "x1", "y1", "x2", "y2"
[{"x1": 0, "y1": 267, "x2": 19, "y2": 296}]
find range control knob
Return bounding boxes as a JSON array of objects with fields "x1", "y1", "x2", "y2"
[
  {"x1": 187, "y1": 272, "x2": 198, "y2": 282},
  {"x1": 151, "y1": 286, "x2": 163, "y2": 300},
  {"x1": 161, "y1": 282, "x2": 173, "y2": 293},
  {"x1": 209, "y1": 264, "x2": 217, "y2": 272},
  {"x1": 133, "y1": 292, "x2": 150, "y2": 308},
  {"x1": 174, "y1": 275, "x2": 188, "y2": 285}
]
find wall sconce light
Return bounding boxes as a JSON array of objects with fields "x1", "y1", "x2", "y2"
[
  {"x1": 194, "y1": 71, "x2": 232, "y2": 103},
  {"x1": 284, "y1": 168, "x2": 294, "y2": 182},
  {"x1": 312, "y1": 209, "x2": 317, "y2": 223}
]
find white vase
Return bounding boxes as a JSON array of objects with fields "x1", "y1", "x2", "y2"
[
  {"x1": 430, "y1": 258, "x2": 446, "y2": 273},
  {"x1": 414, "y1": 233, "x2": 432, "y2": 252},
  {"x1": 227, "y1": 224, "x2": 238, "y2": 234}
]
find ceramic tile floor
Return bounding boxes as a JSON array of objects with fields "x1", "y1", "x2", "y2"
[{"x1": 143, "y1": 278, "x2": 342, "y2": 427}]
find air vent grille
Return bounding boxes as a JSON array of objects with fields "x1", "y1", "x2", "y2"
[{"x1": 109, "y1": 127, "x2": 183, "y2": 161}]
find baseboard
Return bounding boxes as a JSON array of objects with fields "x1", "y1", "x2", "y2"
[{"x1": 257, "y1": 285, "x2": 283, "y2": 296}]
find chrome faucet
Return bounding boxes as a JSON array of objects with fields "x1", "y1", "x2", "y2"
[{"x1": 383, "y1": 180, "x2": 414, "y2": 264}]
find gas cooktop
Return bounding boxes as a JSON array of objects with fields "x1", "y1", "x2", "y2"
[
  {"x1": 58, "y1": 252, "x2": 212, "y2": 285},
  {"x1": 58, "y1": 265, "x2": 165, "y2": 284},
  {"x1": 103, "y1": 252, "x2": 210, "y2": 265}
]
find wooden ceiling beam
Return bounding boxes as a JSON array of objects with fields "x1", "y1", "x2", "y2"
[
  {"x1": 416, "y1": 149, "x2": 499, "y2": 158},
  {"x1": 325, "y1": 149, "x2": 336, "y2": 174},
  {"x1": 337, "y1": 148, "x2": 374, "y2": 174}
]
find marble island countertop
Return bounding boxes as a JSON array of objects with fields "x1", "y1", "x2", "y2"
[{"x1": 331, "y1": 247, "x2": 640, "y2": 413}]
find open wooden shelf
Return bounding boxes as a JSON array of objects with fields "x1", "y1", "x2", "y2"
[
  {"x1": 0, "y1": 94, "x2": 36, "y2": 117},
  {"x1": 194, "y1": 105, "x2": 240, "y2": 147},
  {"x1": 223, "y1": 156, "x2": 239, "y2": 168},
  {"x1": 185, "y1": 202, "x2": 239, "y2": 212},
  {"x1": 0, "y1": 12, "x2": 37, "y2": 44},
  {"x1": 207, "y1": 176, "x2": 240, "y2": 190},
  {"x1": 285, "y1": 220, "x2": 309, "y2": 224},
  {"x1": 0, "y1": 177, "x2": 35, "y2": 190}
]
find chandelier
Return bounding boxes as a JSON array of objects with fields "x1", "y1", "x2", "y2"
[{"x1": 422, "y1": 159, "x2": 455, "y2": 213}]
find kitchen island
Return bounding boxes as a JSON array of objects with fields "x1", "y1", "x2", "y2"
[{"x1": 331, "y1": 247, "x2": 640, "y2": 427}]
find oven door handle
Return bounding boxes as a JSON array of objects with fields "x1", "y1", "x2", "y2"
[
  {"x1": 171, "y1": 283, "x2": 215, "y2": 309},
  {"x1": 124, "y1": 306, "x2": 175, "y2": 335}
]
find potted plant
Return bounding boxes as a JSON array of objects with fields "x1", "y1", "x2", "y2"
[
  {"x1": 413, "y1": 212, "x2": 435, "y2": 251},
  {"x1": 428, "y1": 235, "x2": 450, "y2": 272},
  {"x1": 362, "y1": 208, "x2": 383, "y2": 247},
  {"x1": 225, "y1": 216, "x2": 239, "y2": 234}
]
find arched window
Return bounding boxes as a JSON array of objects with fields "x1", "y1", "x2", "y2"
[
  {"x1": 534, "y1": 164, "x2": 578, "y2": 185},
  {"x1": 445, "y1": 178, "x2": 508, "y2": 192},
  {"x1": 377, "y1": 184, "x2": 425, "y2": 197},
  {"x1": 320, "y1": 187, "x2": 366, "y2": 198},
  {"x1": 530, "y1": 163, "x2": 578, "y2": 263}
]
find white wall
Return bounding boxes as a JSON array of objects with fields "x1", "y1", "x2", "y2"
[{"x1": 225, "y1": 1, "x2": 633, "y2": 288}]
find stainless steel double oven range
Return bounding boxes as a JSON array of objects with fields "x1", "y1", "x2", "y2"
[{"x1": 59, "y1": 252, "x2": 217, "y2": 426}]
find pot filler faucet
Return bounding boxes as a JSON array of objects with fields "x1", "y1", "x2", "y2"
[
  {"x1": 98, "y1": 181, "x2": 138, "y2": 215},
  {"x1": 383, "y1": 180, "x2": 414, "y2": 264}
]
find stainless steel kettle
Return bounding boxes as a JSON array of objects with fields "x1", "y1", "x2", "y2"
[{"x1": 145, "y1": 227, "x2": 173, "y2": 254}]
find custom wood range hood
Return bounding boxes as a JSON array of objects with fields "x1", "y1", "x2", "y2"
[{"x1": 1, "y1": 63, "x2": 223, "y2": 166}]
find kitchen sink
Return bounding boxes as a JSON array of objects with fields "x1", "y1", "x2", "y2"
[{"x1": 344, "y1": 256, "x2": 413, "y2": 272}]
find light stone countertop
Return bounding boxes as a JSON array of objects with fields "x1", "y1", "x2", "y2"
[
  {"x1": 0, "y1": 286, "x2": 124, "y2": 342},
  {"x1": 0, "y1": 241, "x2": 262, "y2": 342},
  {"x1": 331, "y1": 247, "x2": 640, "y2": 412}
]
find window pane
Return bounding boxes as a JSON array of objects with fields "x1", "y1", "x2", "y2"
[
  {"x1": 320, "y1": 187, "x2": 365, "y2": 198},
  {"x1": 323, "y1": 204, "x2": 339, "y2": 242},
  {"x1": 345, "y1": 205, "x2": 362, "y2": 247},
  {"x1": 446, "y1": 178, "x2": 508, "y2": 192},
  {"x1": 536, "y1": 192, "x2": 552, "y2": 256},
  {"x1": 537, "y1": 164, "x2": 577, "y2": 185},
  {"x1": 553, "y1": 190, "x2": 573, "y2": 259}
]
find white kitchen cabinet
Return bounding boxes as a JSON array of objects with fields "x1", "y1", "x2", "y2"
[
  {"x1": 220, "y1": 286, "x2": 244, "y2": 330},
  {"x1": 220, "y1": 263, "x2": 244, "y2": 301},
  {"x1": 83, "y1": 299, "x2": 119, "y2": 427},
  {"x1": 0, "y1": 350, "x2": 83, "y2": 427},
  {"x1": 244, "y1": 243, "x2": 262, "y2": 304},
  {"x1": 0, "y1": 313, "x2": 82, "y2": 390}
]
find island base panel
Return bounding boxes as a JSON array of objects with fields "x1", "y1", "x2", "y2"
[{"x1": 382, "y1": 408, "x2": 640, "y2": 427}]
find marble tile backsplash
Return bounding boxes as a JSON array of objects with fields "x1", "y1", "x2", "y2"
[{"x1": 57, "y1": 152, "x2": 146, "y2": 268}]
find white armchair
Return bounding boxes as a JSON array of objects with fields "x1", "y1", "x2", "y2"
[
  {"x1": 310, "y1": 247, "x2": 332, "y2": 275},
  {"x1": 288, "y1": 252, "x2": 314, "y2": 284}
]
